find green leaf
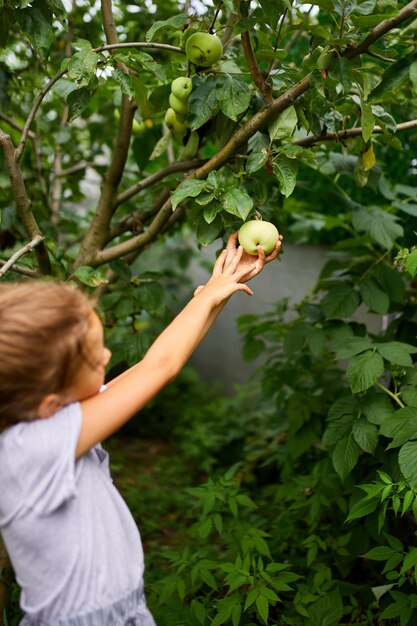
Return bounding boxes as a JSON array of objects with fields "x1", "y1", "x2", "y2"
[
  {"x1": 406, "y1": 249, "x2": 417, "y2": 278},
  {"x1": 16, "y1": 4, "x2": 53, "y2": 59},
  {"x1": 399, "y1": 441, "x2": 417, "y2": 486},
  {"x1": 215, "y1": 74, "x2": 251, "y2": 121},
  {"x1": 268, "y1": 106, "x2": 298, "y2": 142},
  {"x1": 146, "y1": 13, "x2": 188, "y2": 42},
  {"x1": 73, "y1": 266, "x2": 108, "y2": 287},
  {"x1": 188, "y1": 79, "x2": 218, "y2": 131},
  {"x1": 363, "y1": 394, "x2": 394, "y2": 425},
  {"x1": 333, "y1": 337, "x2": 371, "y2": 359},
  {"x1": 247, "y1": 150, "x2": 269, "y2": 173},
  {"x1": 379, "y1": 408, "x2": 417, "y2": 449},
  {"x1": 352, "y1": 417, "x2": 378, "y2": 453},
  {"x1": 273, "y1": 155, "x2": 298, "y2": 197},
  {"x1": 333, "y1": 435, "x2": 359, "y2": 479},
  {"x1": 347, "y1": 350, "x2": 384, "y2": 393},
  {"x1": 411, "y1": 61, "x2": 417, "y2": 93},
  {"x1": 363, "y1": 546, "x2": 396, "y2": 560},
  {"x1": 131, "y1": 77, "x2": 155, "y2": 117},
  {"x1": 222, "y1": 188, "x2": 253, "y2": 220},
  {"x1": 361, "y1": 100, "x2": 375, "y2": 142},
  {"x1": 67, "y1": 86, "x2": 92, "y2": 122},
  {"x1": 322, "y1": 284, "x2": 360, "y2": 320},
  {"x1": 346, "y1": 494, "x2": 379, "y2": 521},
  {"x1": 255, "y1": 594, "x2": 269, "y2": 624},
  {"x1": 369, "y1": 52, "x2": 417, "y2": 103},
  {"x1": 171, "y1": 179, "x2": 208, "y2": 210},
  {"x1": 351, "y1": 205, "x2": 403, "y2": 249},
  {"x1": 376, "y1": 341, "x2": 416, "y2": 367},
  {"x1": 196, "y1": 215, "x2": 223, "y2": 246},
  {"x1": 329, "y1": 56, "x2": 353, "y2": 93},
  {"x1": 67, "y1": 49, "x2": 99, "y2": 87},
  {"x1": 112, "y1": 69, "x2": 134, "y2": 99},
  {"x1": 359, "y1": 277, "x2": 390, "y2": 314}
]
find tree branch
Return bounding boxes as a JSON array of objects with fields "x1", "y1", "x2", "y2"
[
  {"x1": 294, "y1": 119, "x2": 417, "y2": 147},
  {"x1": 345, "y1": 0, "x2": 417, "y2": 58},
  {"x1": 90, "y1": 195, "x2": 174, "y2": 266},
  {"x1": 0, "y1": 131, "x2": 51, "y2": 275},
  {"x1": 241, "y1": 32, "x2": 273, "y2": 103},
  {"x1": 73, "y1": 0, "x2": 136, "y2": 268},
  {"x1": 113, "y1": 159, "x2": 205, "y2": 209},
  {"x1": 0, "y1": 236, "x2": 44, "y2": 279}
]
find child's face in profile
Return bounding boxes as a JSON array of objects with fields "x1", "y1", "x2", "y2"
[{"x1": 68, "y1": 311, "x2": 112, "y2": 403}]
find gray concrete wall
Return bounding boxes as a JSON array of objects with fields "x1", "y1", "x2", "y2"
[{"x1": 186, "y1": 241, "x2": 383, "y2": 385}]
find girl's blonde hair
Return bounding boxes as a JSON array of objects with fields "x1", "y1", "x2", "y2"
[{"x1": 0, "y1": 280, "x2": 94, "y2": 430}]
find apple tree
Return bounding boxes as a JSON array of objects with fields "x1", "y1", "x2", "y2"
[{"x1": 1, "y1": 0, "x2": 417, "y2": 623}]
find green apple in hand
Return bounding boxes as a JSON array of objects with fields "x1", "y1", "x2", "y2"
[
  {"x1": 185, "y1": 32, "x2": 223, "y2": 67},
  {"x1": 171, "y1": 77, "x2": 193, "y2": 101},
  {"x1": 238, "y1": 220, "x2": 279, "y2": 255}
]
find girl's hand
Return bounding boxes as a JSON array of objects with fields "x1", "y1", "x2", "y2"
[
  {"x1": 194, "y1": 244, "x2": 256, "y2": 304},
  {"x1": 224, "y1": 231, "x2": 283, "y2": 282}
]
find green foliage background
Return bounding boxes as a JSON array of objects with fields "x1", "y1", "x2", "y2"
[{"x1": 2, "y1": 0, "x2": 417, "y2": 623}]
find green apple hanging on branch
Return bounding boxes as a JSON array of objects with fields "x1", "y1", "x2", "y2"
[
  {"x1": 185, "y1": 32, "x2": 223, "y2": 67},
  {"x1": 171, "y1": 76, "x2": 193, "y2": 101},
  {"x1": 164, "y1": 107, "x2": 189, "y2": 142},
  {"x1": 238, "y1": 220, "x2": 279, "y2": 255}
]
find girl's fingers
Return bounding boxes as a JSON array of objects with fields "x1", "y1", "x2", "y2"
[
  {"x1": 226, "y1": 244, "x2": 244, "y2": 274},
  {"x1": 237, "y1": 283, "x2": 254, "y2": 296},
  {"x1": 212, "y1": 248, "x2": 228, "y2": 276}
]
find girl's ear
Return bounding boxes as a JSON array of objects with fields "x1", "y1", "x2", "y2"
[{"x1": 37, "y1": 394, "x2": 65, "y2": 419}]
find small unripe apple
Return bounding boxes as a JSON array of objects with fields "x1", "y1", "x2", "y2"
[
  {"x1": 185, "y1": 32, "x2": 223, "y2": 67},
  {"x1": 164, "y1": 107, "x2": 188, "y2": 137},
  {"x1": 171, "y1": 76, "x2": 193, "y2": 101},
  {"x1": 169, "y1": 93, "x2": 188, "y2": 116},
  {"x1": 238, "y1": 220, "x2": 279, "y2": 255}
]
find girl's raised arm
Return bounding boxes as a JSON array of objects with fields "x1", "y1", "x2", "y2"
[{"x1": 75, "y1": 242, "x2": 256, "y2": 458}]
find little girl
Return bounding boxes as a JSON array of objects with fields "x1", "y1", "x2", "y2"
[{"x1": 0, "y1": 232, "x2": 281, "y2": 626}]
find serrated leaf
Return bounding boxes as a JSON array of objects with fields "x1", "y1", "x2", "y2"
[
  {"x1": 406, "y1": 249, "x2": 417, "y2": 278},
  {"x1": 361, "y1": 101, "x2": 375, "y2": 143},
  {"x1": 322, "y1": 284, "x2": 360, "y2": 320},
  {"x1": 369, "y1": 52, "x2": 417, "y2": 103},
  {"x1": 247, "y1": 150, "x2": 269, "y2": 173},
  {"x1": 363, "y1": 546, "x2": 395, "y2": 560},
  {"x1": 351, "y1": 205, "x2": 403, "y2": 249},
  {"x1": 112, "y1": 69, "x2": 134, "y2": 99},
  {"x1": 222, "y1": 188, "x2": 253, "y2": 220},
  {"x1": 16, "y1": 6, "x2": 54, "y2": 59},
  {"x1": 359, "y1": 277, "x2": 389, "y2": 314},
  {"x1": 268, "y1": 106, "x2": 298, "y2": 142},
  {"x1": 379, "y1": 408, "x2": 417, "y2": 448},
  {"x1": 399, "y1": 441, "x2": 417, "y2": 486},
  {"x1": 347, "y1": 350, "x2": 384, "y2": 393},
  {"x1": 73, "y1": 266, "x2": 108, "y2": 287},
  {"x1": 273, "y1": 155, "x2": 298, "y2": 197},
  {"x1": 149, "y1": 133, "x2": 170, "y2": 160},
  {"x1": 171, "y1": 179, "x2": 208, "y2": 211},
  {"x1": 215, "y1": 74, "x2": 251, "y2": 121},
  {"x1": 352, "y1": 416, "x2": 378, "y2": 453},
  {"x1": 333, "y1": 435, "x2": 359, "y2": 479},
  {"x1": 188, "y1": 79, "x2": 218, "y2": 131},
  {"x1": 67, "y1": 86, "x2": 92, "y2": 122},
  {"x1": 334, "y1": 337, "x2": 372, "y2": 359},
  {"x1": 376, "y1": 341, "x2": 416, "y2": 367},
  {"x1": 346, "y1": 494, "x2": 379, "y2": 521},
  {"x1": 196, "y1": 215, "x2": 223, "y2": 246},
  {"x1": 146, "y1": 13, "x2": 188, "y2": 42}
]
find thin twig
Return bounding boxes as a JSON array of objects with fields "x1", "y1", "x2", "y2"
[
  {"x1": 0, "y1": 236, "x2": 44, "y2": 279},
  {"x1": 294, "y1": 119, "x2": 417, "y2": 147},
  {"x1": 365, "y1": 50, "x2": 395, "y2": 63}
]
